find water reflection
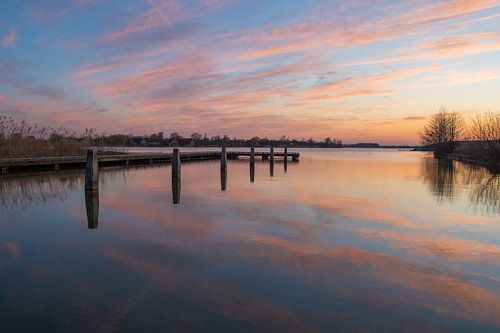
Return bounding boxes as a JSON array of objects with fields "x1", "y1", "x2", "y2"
[
  {"x1": 220, "y1": 168, "x2": 227, "y2": 191},
  {"x1": 172, "y1": 174, "x2": 181, "y2": 204},
  {"x1": 0, "y1": 168, "x2": 127, "y2": 211},
  {"x1": 250, "y1": 164, "x2": 255, "y2": 183},
  {"x1": 421, "y1": 158, "x2": 455, "y2": 201},
  {"x1": 85, "y1": 190, "x2": 99, "y2": 229},
  {"x1": 421, "y1": 157, "x2": 500, "y2": 214},
  {"x1": 0, "y1": 149, "x2": 499, "y2": 332}
]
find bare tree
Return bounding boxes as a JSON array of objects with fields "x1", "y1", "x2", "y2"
[
  {"x1": 419, "y1": 108, "x2": 465, "y2": 154},
  {"x1": 469, "y1": 111, "x2": 500, "y2": 161}
]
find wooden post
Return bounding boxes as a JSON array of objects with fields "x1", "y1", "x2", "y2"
[
  {"x1": 250, "y1": 147, "x2": 255, "y2": 166},
  {"x1": 172, "y1": 148, "x2": 181, "y2": 204},
  {"x1": 172, "y1": 148, "x2": 181, "y2": 177},
  {"x1": 85, "y1": 148, "x2": 98, "y2": 190},
  {"x1": 221, "y1": 147, "x2": 227, "y2": 170},
  {"x1": 270, "y1": 159, "x2": 274, "y2": 177},
  {"x1": 85, "y1": 189, "x2": 99, "y2": 229},
  {"x1": 270, "y1": 147, "x2": 274, "y2": 164},
  {"x1": 1, "y1": 166, "x2": 7, "y2": 174},
  {"x1": 284, "y1": 147, "x2": 288, "y2": 173}
]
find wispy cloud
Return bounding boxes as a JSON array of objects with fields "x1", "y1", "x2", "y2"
[{"x1": 1, "y1": 28, "x2": 17, "y2": 47}]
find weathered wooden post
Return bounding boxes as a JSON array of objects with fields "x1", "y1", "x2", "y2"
[
  {"x1": 284, "y1": 147, "x2": 288, "y2": 173},
  {"x1": 85, "y1": 148, "x2": 98, "y2": 190},
  {"x1": 221, "y1": 147, "x2": 227, "y2": 170},
  {"x1": 250, "y1": 147, "x2": 255, "y2": 166},
  {"x1": 270, "y1": 159, "x2": 274, "y2": 177},
  {"x1": 1, "y1": 166, "x2": 7, "y2": 174},
  {"x1": 172, "y1": 148, "x2": 181, "y2": 178},
  {"x1": 172, "y1": 148, "x2": 181, "y2": 204},
  {"x1": 270, "y1": 147, "x2": 274, "y2": 164},
  {"x1": 85, "y1": 189, "x2": 99, "y2": 229}
]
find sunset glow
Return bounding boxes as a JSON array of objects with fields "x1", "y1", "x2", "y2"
[{"x1": 1, "y1": 0, "x2": 499, "y2": 144}]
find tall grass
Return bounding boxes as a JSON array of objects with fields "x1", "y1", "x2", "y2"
[{"x1": 0, "y1": 115, "x2": 96, "y2": 158}]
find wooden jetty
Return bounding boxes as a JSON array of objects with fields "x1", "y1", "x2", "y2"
[{"x1": 0, "y1": 149, "x2": 299, "y2": 174}]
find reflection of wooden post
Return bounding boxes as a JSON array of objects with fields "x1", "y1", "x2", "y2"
[
  {"x1": 270, "y1": 147, "x2": 274, "y2": 164},
  {"x1": 250, "y1": 164, "x2": 255, "y2": 183},
  {"x1": 221, "y1": 168, "x2": 227, "y2": 191},
  {"x1": 250, "y1": 147, "x2": 255, "y2": 166},
  {"x1": 172, "y1": 174, "x2": 181, "y2": 204},
  {"x1": 172, "y1": 148, "x2": 181, "y2": 204},
  {"x1": 85, "y1": 190, "x2": 99, "y2": 229},
  {"x1": 221, "y1": 147, "x2": 227, "y2": 170},
  {"x1": 85, "y1": 148, "x2": 98, "y2": 190},
  {"x1": 1, "y1": 166, "x2": 7, "y2": 174},
  {"x1": 54, "y1": 164, "x2": 59, "y2": 171}
]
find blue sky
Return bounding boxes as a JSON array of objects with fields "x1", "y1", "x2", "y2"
[{"x1": 1, "y1": 0, "x2": 499, "y2": 144}]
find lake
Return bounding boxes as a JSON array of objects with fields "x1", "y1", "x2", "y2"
[{"x1": 0, "y1": 148, "x2": 499, "y2": 332}]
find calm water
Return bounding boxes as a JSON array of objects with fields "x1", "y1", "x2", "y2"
[{"x1": 0, "y1": 148, "x2": 499, "y2": 332}]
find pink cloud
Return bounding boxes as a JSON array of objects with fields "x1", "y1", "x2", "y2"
[
  {"x1": 343, "y1": 32, "x2": 500, "y2": 66},
  {"x1": 1, "y1": 28, "x2": 17, "y2": 47}
]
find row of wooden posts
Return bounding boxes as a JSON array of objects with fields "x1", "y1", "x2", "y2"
[
  {"x1": 85, "y1": 148, "x2": 288, "y2": 229},
  {"x1": 84, "y1": 147, "x2": 289, "y2": 228},
  {"x1": 85, "y1": 147, "x2": 289, "y2": 191}
]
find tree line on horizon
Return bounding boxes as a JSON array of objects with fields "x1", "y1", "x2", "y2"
[
  {"x1": 103, "y1": 132, "x2": 344, "y2": 149},
  {"x1": 0, "y1": 114, "x2": 344, "y2": 158}
]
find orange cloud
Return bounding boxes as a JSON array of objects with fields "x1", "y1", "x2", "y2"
[{"x1": 1, "y1": 28, "x2": 17, "y2": 46}]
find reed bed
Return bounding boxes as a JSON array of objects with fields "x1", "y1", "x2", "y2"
[{"x1": 0, "y1": 115, "x2": 96, "y2": 158}]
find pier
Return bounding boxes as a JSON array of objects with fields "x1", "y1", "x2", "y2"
[{"x1": 0, "y1": 149, "x2": 299, "y2": 174}]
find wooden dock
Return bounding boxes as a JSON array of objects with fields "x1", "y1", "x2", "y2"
[{"x1": 0, "y1": 149, "x2": 299, "y2": 174}]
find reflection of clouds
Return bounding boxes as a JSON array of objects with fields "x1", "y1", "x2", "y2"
[
  {"x1": 338, "y1": 227, "x2": 500, "y2": 264},
  {"x1": 2, "y1": 241, "x2": 21, "y2": 262},
  {"x1": 102, "y1": 246, "x2": 325, "y2": 333},
  {"x1": 240, "y1": 234, "x2": 500, "y2": 328},
  {"x1": 421, "y1": 157, "x2": 500, "y2": 214},
  {"x1": 2, "y1": 151, "x2": 499, "y2": 331}
]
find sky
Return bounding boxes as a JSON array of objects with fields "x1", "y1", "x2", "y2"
[{"x1": 0, "y1": 0, "x2": 499, "y2": 145}]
